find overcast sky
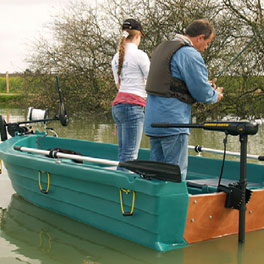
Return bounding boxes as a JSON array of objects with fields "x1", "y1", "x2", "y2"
[{"x1": 0, "y1": 0, "x2": 92, "y2": 73}]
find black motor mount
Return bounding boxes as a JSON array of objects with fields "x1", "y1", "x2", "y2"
[{"x1": 218, "y1": 182, "x2": 252, "y2": 210}]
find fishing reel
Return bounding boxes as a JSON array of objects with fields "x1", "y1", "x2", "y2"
[
  {"x1": 27, "y1": 107, "x2": 48, "y2": 122},
  {"x1": 0, "y1": 76, "x2": 68, "y2": 141}
]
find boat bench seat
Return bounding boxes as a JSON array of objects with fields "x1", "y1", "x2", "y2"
[{"x1": 187, "y1": 178, "x2": 261, "y2": 194}]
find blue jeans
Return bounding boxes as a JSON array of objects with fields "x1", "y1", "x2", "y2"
[
  {"x1": 112, "y1": 104, "x2": 144, "y2": 169},
  {"x1": 149, "y1": 134, "x2": 188, "y2": 179}
]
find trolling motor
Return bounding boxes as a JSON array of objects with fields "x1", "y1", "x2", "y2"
[
  {"x1": 151, "y1": 121, "x2": 258, "y2": 135},
  {"x1": 0, "y1": 76, "x2": 68, "y2": 141},
  {"x1": 151, "y1": 120, "x2": 258, "y2": 243}
]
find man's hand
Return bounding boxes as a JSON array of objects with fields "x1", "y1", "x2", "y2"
[
  {"x1": 216, "y1": 87, "x2": 223, "y2": 102},
  {"x1": 209, "y1": 79, "x2": 223, "y2": 102},
  {"x1": 209, "y1": 78, "x2": 217, "y2": 89}
]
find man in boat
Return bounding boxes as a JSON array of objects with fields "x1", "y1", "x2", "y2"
[{"x1": 144, "y1": 19, "x2": 223, "y2": 179}]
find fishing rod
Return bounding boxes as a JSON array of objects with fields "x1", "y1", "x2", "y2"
[
  {"x1": 213, "y1": 27, "x2": 264, "y2": 81},
  {"x1": 56, "y1": 76, "x2": 68, "y2": 126},
  {"x1": 17, "y1": 76, "x2": 68, "y2": 126},
  {"x1": 0, "y1": 76, "x2": 68, "y2": 141}
]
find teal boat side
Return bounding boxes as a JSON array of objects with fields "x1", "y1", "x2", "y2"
[
  {"x1": 0, "y1": 134, "x2": 190, "y2": 251},
  {"x1": 1, "y1": 133, "x2": 264, "y2": 250}
]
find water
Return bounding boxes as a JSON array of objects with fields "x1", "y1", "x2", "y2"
[{"x1": 0, "y1": 108, "x2": 264, "y2": 264}]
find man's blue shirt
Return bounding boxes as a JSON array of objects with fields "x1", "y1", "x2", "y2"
[{"x1": 144, "y1": 42, "x2": 218, "y2": 136}]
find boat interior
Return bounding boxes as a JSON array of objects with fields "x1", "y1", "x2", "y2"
[{"x1": 12, "y1": 133, "x2": 264, "y2": 199}]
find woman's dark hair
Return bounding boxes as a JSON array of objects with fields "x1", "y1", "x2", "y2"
[{"x1": 185, "y1": 19, "x2": 215, "y2": 39}]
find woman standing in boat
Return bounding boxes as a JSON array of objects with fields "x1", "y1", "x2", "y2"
[{"x1": 112, "y1": 18, "x2": 150, "y2": 169}]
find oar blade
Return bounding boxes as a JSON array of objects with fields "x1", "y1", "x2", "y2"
[{"x1": 119, "y1": 160, "x2": 181, "y2": 183}]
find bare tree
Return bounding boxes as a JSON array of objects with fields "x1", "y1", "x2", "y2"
[
  {"x1": 217, "y1": 0, "x2": 264, "y2": 119},
  {"x1": 25, "y1": 0, "x2": 264, "y2": 120}
]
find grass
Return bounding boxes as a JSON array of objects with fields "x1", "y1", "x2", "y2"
[{"x1": 0, "y1": 76, "x2": 25, "y2": 93}]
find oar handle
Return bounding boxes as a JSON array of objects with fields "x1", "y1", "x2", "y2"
[{"x1": 14, "y1": 145, "x2": 182, "y2": 182}]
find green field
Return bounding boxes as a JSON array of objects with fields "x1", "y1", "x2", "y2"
[
  {"x1": 0, "y1": 75, "x2": 24, "y2": 93},
  {"x1": 0, "y1": 75, "x2": 26, "y2": 105}
]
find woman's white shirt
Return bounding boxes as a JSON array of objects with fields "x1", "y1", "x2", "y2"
[{"x1": 111, "y1": 43, "x2": 150, "y2": 98}]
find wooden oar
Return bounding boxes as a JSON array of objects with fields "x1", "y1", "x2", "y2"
[
  {"x1": 188, "y1": 145, "x2": 264, "y2": 161},
  {"x1": 13, "y1": 146, "x2": 181, "y2": 183}
]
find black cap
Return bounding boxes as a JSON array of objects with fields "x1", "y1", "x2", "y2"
[{"x1": 122, "y1": 18, "x2": 145, "y2": 36}]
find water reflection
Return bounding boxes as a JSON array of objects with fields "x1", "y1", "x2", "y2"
[
  {"x1": 1, "y1": 194, "x2": 264, "y2": 264},
  {"x1": 1, "y1": 194, "x2": 179, "y2": 264}
]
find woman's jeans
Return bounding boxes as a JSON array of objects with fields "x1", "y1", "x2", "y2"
[
  {"x1": 149, "y1": 134, "x2": 188, "y2": 180},
  {"x1": 112, "y1": 104, "x2": 144, "y2": 169}
]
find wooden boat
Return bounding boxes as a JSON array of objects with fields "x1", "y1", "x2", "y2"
[{"x1": 0, "y1": 113, "x2": 263, "y2": 251}]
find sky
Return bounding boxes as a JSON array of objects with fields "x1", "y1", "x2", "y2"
[{"x1": 0, "y1": 0, "x2": 92, "y2": 73}]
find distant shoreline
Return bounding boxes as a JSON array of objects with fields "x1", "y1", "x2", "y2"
[{"x1": 0, "y1": 73, "x2": 23, "y2": 77}]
